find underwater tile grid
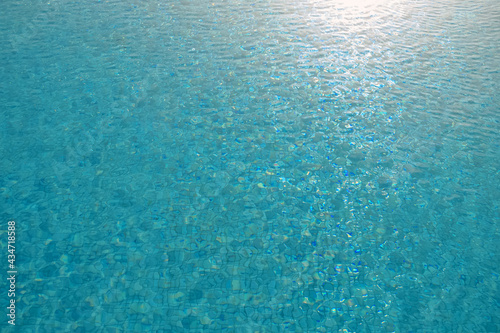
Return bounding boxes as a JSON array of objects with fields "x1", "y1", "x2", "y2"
[{"x1": 0, "y1": 0, "x2": 499, "y2": 332}]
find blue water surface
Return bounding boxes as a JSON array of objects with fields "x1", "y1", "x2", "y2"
[{"x1": 0, "y1": 0, "x2": 499, "y2": 332}]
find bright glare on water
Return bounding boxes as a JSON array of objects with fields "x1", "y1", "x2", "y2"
[{"x1": 0, "y1": 0, "x2": 499, "y2": 331}]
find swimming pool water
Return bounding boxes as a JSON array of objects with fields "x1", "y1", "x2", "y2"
[{"x1": 1, "y1": 0, "x2": 499, "y2": 331}]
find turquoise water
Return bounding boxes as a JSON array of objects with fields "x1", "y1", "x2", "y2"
[{"x1": 1, "y1": 0, "x2": 499, "y2": 331}]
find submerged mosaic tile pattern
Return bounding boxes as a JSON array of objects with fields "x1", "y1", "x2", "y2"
[{"x1": 0, "y1": 0, "x2": 499, "y2": 331}]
